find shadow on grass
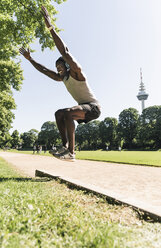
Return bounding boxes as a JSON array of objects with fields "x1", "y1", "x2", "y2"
[{"x1": 0, "y1": 177, "x2": 53, "y2": 182}]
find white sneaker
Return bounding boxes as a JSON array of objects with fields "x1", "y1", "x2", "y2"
[
  {"x1": 49, "y1": 146, "x2": 68, "y2": 155},
  {"x1": 54, "y1": 150, "x2": 75, "y2": 162}
]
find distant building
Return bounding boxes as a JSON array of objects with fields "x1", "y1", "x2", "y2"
[{"x1": 137, "y1": 68, "x2": 149, "y2": 112}]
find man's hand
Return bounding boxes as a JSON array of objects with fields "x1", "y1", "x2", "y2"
[
  {"x1": 19, "y1": 47, "x2": 31, "y2": 60},
  {"x1": 41, "y1": 6, "x2": 52, "y2": 28}
]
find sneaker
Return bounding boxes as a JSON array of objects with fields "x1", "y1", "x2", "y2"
[
  {"x1": 49, "y1": 147, "x2": 57, "y2": 155},
  {"x1": 54, "y1": 150, "x2": 75, "y2": 162},
  {"x1": 49, "y1": 146, "x2": 68, "y2": 155}
]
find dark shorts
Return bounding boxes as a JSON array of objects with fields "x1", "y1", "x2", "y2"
[{"x1": 77, "y1": 102, "x2": 101, "y2": 124}]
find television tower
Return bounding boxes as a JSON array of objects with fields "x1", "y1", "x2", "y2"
[{"x1": 137, "y1": 68, "x2": 149, "y2": 112}]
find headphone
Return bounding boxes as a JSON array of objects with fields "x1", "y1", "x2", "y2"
[{"x1": 65, "y1": 62, "x2": 70, "y2": 71}]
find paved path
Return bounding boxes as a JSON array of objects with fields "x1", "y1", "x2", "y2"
[{"x1": 0, "y1": 151, "x2": 161, "y2": 219}]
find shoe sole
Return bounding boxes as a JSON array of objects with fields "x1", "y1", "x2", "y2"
[
  {"x1": 49, "y1": 149, "x2": 68, "y2": 156},
  {"x1": 53, "y1": 154, "x2": 75, "y2": 162},
  {"x1": 49, "y1": 150, "x2": 57, "y2": 155}
]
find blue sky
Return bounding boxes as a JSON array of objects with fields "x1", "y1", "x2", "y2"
[{"x1": 12, "y1": 0, "x2": 161, "y2": 133}]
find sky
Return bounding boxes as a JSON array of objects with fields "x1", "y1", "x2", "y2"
[{"x1": 11, "y1": 0, "x2": 161, "y2": 134}]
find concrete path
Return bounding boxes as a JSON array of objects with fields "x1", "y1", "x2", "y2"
[{"x1": 0, "y1": 151, "x2": 161, "y2": 220}]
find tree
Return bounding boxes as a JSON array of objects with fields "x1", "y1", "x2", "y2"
[
  {"x1": 138, "y1": 106, "x2": 161, "y2": 149},
  {"x1": 99, "y1": 117, "x2": 118, "y2": 149},
  {"x1": 118, "y1": 108, "x2": 139, "y2": 149},
  {"x1": 1, "y1": 0, "x2": 65, "y2": 52},
  {"x1": 0, "y1": 92, "x2": 16, "y2": 132},
  {"x1": 0, "y1": 0, "x2": 66, "y2": 143},
  {"x1": 38, "y1": 121, "x2": 60, "y2": 148},
  {"x1": 0, "y1": 131, "x2": 12, "y2": 148},
  {"x1": 76, "y1": 121, "x2": 100, "y2": 150},
  {"x1": 75, "y1": 123, "x2": 87, "y2": 149},
  {"x1": 21, "y1": 129, "x2": 38, "y2": 149},
  {"x1": 0, "y1": 92, "x2": 16, "y2": 148},
  {"x1": 11, "y1": 130, "x2": 22, "y2": 148},
  {"x1": 155, "y1": 107, "x2": 161, "y2": 148}
]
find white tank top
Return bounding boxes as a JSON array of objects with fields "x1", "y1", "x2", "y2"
[{"x1": 63, "y1": 75, "x2": 99, "y2": 105}]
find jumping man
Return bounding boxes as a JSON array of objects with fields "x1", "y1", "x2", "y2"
[{"x1": 19, "y1": 6, "x2": 101, "y2": 161}]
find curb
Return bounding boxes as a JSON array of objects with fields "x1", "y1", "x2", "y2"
[{"x1": 35, "y1": 169, "x2": 161, "y2": 223}]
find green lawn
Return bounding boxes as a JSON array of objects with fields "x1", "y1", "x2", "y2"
[
  {"x1": 76, "y1": 150, "x2": 161, "y2": 167},
  {"x1": 0, "y1": 157, "x2": 161, "y2": 247}
]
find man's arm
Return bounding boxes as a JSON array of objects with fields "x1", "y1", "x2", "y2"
[
  {"x1": 41, "y1": 6, "x2": 86, "y2": 81},
  {"x1": 19, "y1": 47, "x2": 62, "y2": 81}
]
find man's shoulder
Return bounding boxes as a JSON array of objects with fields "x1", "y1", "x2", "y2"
[{"x1": 69, "y1": 70, "x2": 86, "y2": 82}]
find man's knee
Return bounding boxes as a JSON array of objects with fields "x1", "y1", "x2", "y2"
[
  {"x1": 64, "y1": 108, "x2": 72, "y2": 119},
  {"x1": 55, "y1": 108, "x2": 78, "y2": 121},
  {"x1": 55, "y1": 109, "x2": 65, "y2": 120},
  {"x1": 55, "y1": 108, "x2": 72, "y2": 119}
]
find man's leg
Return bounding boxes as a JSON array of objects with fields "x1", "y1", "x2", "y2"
[
  {"x1": 63, "y1": 106, "x2": 86, "y2": 154},
  {"x1": 64, "y1": 110, "x2": 75, "y2": 154},
  {"x1": 55, "y1": 109, "x2": 68, "y2": 148}
]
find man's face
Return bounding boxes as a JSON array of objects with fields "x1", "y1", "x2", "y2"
[{"x1": 56, "y1": 61, "x2": 67, "y2": 77}]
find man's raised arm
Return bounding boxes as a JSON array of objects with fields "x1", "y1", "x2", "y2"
[
  {"x1": 41, "y1": 6, "x2": 84, "y2": 78},
  {"x1": 19, "y1": 47, "x2": 62, "y2": 81}
]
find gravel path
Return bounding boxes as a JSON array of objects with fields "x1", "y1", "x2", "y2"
[{"x1": 0, "y1": 151, "x2": 161, "y2": 218}]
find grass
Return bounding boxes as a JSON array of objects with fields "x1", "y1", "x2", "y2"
[
  {"x1": 0, "y1": 157, "x2": 161, "y2": 247},
  {"x1": 5, "y1": 149, "x2": 161, "y2": 167},
  {"x1": 76, "y1": 150, "x2": 161, "y2": 167}
]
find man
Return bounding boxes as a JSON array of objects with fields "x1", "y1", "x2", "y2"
[{"x1": 19, "y1": 6, "x2": 101, "y2": 161}]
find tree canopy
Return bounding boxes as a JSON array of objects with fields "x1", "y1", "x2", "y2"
[
  {"x1": 20, "y1": 129, "x2": 38, "y2": 148},
  {"x1": 118, "y1": 108, "x2": 139, "y2": 149},
  {"x1": 138, "y1": 106, "x2": 161, "y2": 149},
  {"x1": 0, "y1": 0, "x2": 66, "y2": 144},
  {"x1": 7, "y1": 105, "x2": 161, "y2": 150},
  {"x1": 1, "y1": 0, "x2": 66, "y2": 52},
  {"x1": 38, "y1": 121, "x2": 60, "y2": 148},
  {"x1": 99, "y1": 117, "x2": 118, "y2": 149}
]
